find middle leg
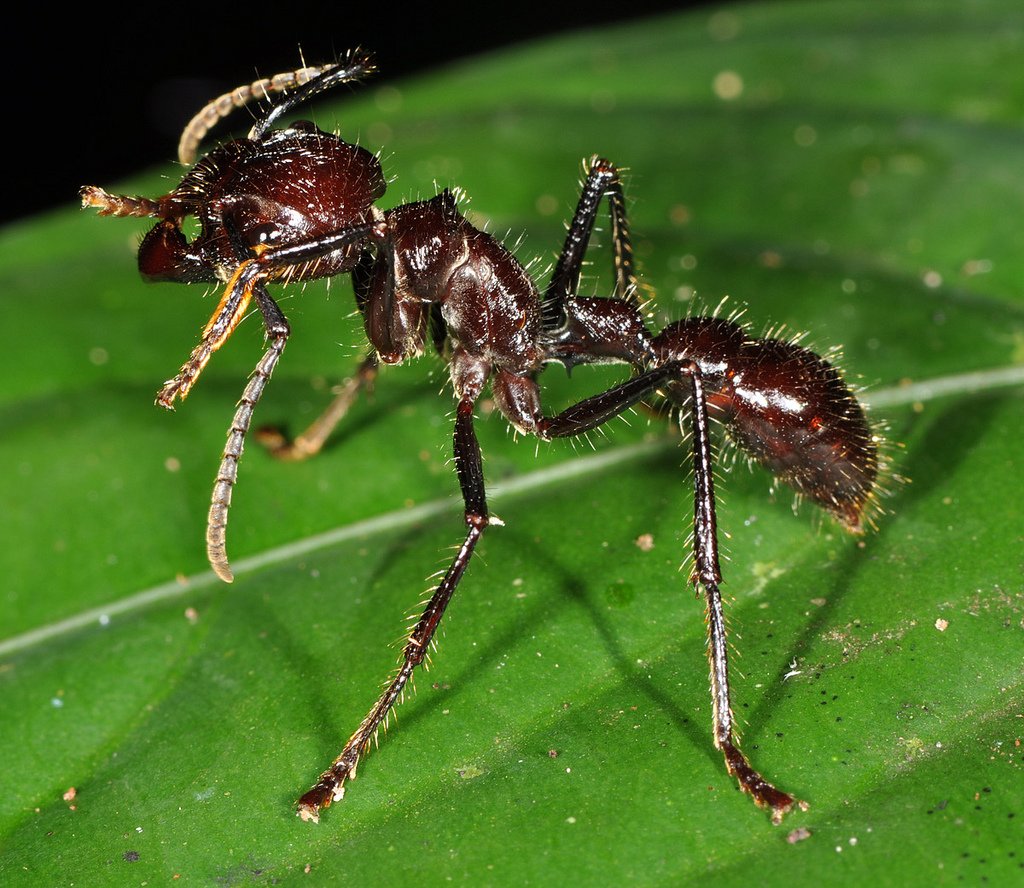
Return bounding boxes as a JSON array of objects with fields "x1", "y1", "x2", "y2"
[
  {"x1": 256, "y1": 352, "x2": 379, "y2": 461},
  {"x1": 542, "y1": 156, "x2": 638, "y2": 331}
]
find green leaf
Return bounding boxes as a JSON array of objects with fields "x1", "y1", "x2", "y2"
[{"x1": 3, "y1": 2, "x2": 1024, "y2": 884}]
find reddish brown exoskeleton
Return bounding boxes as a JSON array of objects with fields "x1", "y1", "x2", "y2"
[{"x1": 82, "y1": 50, "x2": 883, "y2": 824}]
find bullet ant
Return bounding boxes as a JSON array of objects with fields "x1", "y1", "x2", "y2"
[{"x1": 82, "y1": 49, "x2": 882, "y2": 824}]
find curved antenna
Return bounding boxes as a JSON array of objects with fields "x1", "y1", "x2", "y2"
[
  {"x1": 178, "y1": 64, "x2": 332, "y2": 165},
  {"x1": 177, "y1": 49, "x2": 377, "y2": 165}
]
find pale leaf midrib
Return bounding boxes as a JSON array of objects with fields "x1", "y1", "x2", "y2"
[{"x1": 2, "y1": 364, "x2": 1021, "y2": 658}]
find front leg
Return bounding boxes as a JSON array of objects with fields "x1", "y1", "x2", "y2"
[
  {"x1": 156, "y1": 260, "x2": 262, "y2": 408},
  {"x1": 256, "y1": 352, "x2": 379, "y2": 461},
  {"x1": 205, "y1": 283, "x2": 291, "y2": 582},
  {"x1": 158, "y1": 220, "x2": 383, "y2": 409}
]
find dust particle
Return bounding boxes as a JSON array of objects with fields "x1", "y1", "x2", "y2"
[{"x1": 713, "y1": 70, "x2": 743, "y2": 100}]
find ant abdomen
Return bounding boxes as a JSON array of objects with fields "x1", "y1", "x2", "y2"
[{"x1": 653, "y1": 317, "x2": 878, "y2": 531}]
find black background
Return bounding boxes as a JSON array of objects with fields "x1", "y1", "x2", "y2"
[{"x1": 15, "y1": 1, "x2": 715, "y2": 226}]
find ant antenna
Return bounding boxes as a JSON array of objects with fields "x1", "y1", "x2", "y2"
[{"x1": 177, "y1": 49, "x2": 377, "y2": 165}]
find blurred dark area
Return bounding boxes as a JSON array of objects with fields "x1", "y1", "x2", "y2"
[{"x1": 13, "y1": 1, "x2": 715, "y2": 227}]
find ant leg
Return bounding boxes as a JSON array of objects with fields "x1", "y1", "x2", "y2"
[
  {"x1": 256, "y1": 352, "x2": 379, "y2": 461},
  {"x1": 530, "y1": 362, "x2": 799, "y2": 821},
  {"x1": 297, "y1": 394, "x2": 490, "y2": 823},
  {"x1": 250, "y1": 49, "x2": 378, "y2": 142},
  {"x1": 156, "y1": 260, "x2": 263, "y2": 408},
  {"x1": 543, "y1": 156, "x2": 637, "y2": 329},
  {"x1": 684, "y1": 373, "x2": 799, "y2": 823},
  {"x1": 257, "y1": 252, "x2": 381, "y2": 461},
  {"x1": 206, "y1": 284, "x2": 290, "y2": 583},
  {"x1": 157, "y1": 222, "x2": 381, "y2": 409},
  {"x1": 537, "y1": 362, "x2": 679, "y2": 438}
]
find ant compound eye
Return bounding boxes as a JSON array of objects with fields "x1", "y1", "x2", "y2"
[{"x1": 249, "y1": 222, "x2": 283, "y2": 246}]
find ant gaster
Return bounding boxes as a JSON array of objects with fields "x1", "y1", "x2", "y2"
[{"x1": 82, "y1": 49, "x2": 881, "y2": 824}]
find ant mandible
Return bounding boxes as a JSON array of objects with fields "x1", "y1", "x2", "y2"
[{"x1": 81, "y1": 49, "x2": 881, "y2": 825}]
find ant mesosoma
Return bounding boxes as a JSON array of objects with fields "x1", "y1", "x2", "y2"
[{"x1": 81, "y1": 49, "x2": 881, "y2": 825}]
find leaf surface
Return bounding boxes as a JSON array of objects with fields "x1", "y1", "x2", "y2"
[{"x1": 2, "y1": 3, "x2": 1023, "y2": 884}]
